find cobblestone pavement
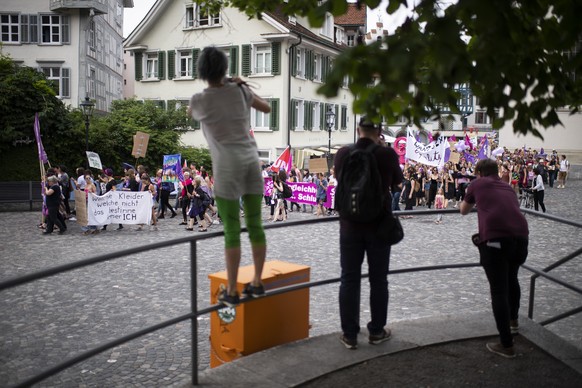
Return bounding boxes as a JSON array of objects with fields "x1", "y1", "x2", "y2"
[{"x1": 0, "y1": 180, "x2": 580, "y2": 387}]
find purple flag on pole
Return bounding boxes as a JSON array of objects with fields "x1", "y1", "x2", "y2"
[
  {"x1": 33, "y1": 113, "x2": 49, "y2": 163},
  {"x1": 477, "y1": 137, "x2": 490, "y2": 160},
  {"x1": 463, "y1": 151, "x2": 476, "y2": 164},
  {"x1": 450, "y1": 135, "x2": 457, "y2": 142}
]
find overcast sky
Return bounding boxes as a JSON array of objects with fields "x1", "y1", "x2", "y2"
[{"x1": 123, "y1": 0, "x2": 156, "y2": 38}]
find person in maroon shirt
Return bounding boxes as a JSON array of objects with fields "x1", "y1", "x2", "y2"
[
  {"x1": 460, "y1": 158, "x2": 529, "y2": 359},
  {"x1": 333, "y1": 117, "x2": 403, "y2": 350}
]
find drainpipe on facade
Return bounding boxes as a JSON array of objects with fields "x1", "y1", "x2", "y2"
[{"x1": 287, "y1": 34, "x2": 302, "y2": 156}]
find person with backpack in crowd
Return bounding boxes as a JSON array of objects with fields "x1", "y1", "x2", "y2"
[
  {"x1": 158, "y1": 170, "x2": 178, "y2": 219},
  {"x1": 333, "y1": 116, "x2": 403, "y2": 350},
  {"x1": 315, "y1": 172, "x2": 328, "y2": 217}
]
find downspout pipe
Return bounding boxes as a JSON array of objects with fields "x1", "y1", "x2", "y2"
[{"x1": 287, "y1": 34, "x2": 302, "y2": 149}]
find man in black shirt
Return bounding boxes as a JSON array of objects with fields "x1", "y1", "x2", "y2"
[{"x1": 333, "y1": 117, "x2": 403, "y2": 349}]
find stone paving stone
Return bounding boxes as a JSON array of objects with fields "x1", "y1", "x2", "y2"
[{"x1": 0, "y1": 179, "x2": 580, "y2": 386}]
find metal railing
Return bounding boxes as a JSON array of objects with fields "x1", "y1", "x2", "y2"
[{"x1": 0, "y1": 209, "x2": 580, "y2": 387}]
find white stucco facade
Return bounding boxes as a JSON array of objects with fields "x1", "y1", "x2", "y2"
[{"x1": 123, "y1": 0, "x2": 358, "y2": 164}]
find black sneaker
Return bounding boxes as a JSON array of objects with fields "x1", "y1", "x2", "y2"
[
  {"x1": 486, "y1": 342, "x2": 516, "y2": 359},
  {"x1": 217, "y1": 289, "x2": 240, "y2": 308},
  {"x1": 242, "y1": 283, "x2": 265, "y2": 298},
  {"x1": 339, "y1": 335, "x2": 357, "y2": 350},
  {"x1": 369, "y1": 328, "x2": 392, "y2": 345}
]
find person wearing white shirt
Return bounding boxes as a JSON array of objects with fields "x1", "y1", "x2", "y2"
[
  {"x1": 532, "y1": 168, "x2": 546, "y2": 213},
  {"x1": 557, "y1": 154, "x2": 570, "y2": 188}
]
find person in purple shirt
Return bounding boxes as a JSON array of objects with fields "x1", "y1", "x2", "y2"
[{"x1": 460, "y1": 158, "x2": 529, "y2": 359}]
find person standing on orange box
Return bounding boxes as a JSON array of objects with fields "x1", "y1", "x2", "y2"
[{"x1": 188, "y1": 46, "x2": 272, "y2": 307}]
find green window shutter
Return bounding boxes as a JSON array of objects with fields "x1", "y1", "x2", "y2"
[
  {"x1": 167, "y1": 50, "x2": 175, "y2": 80},
  {"x1": 290, "y1": 46, "x2": 297, "y2": 77},
  {"x1": 306, "y1": 50, "x2": 312, "y2": 80},
  {"x1": 291, "y1": 99, "x2": 297, "y2": 130},
  {"x1": 193, "y1": 120, "x2": 200, "y2": 129},
  {"x1": 304, "y1": 101, "x2": 310, "y2": 130},
  {"x1": 229, "y1": 46, "x2": 239, "y2": 76},
  {"x1": 135, "y1": 52, "x2": 143, "y2": 81},
  {"x1": 157, "y1": 51, "x2": 165, "y2": 80},
  {"x1": 29, "y1": 15, "x2": 39, "y2": 44},
  {"x1": 241, "y1": 44, "x2": 251, "y2": 76},
  {"x1": 335, "y1": 105, "x2": 339, "y2": 130},
  {"x1": 320, "y1": 103, "x2": 325, "y2": 128},
  {"x1": 62, "y1": 68, "x2": 70, "y2": 98},
  {"x1": 269, "y1": 98, "x2": 279, "y2": 131},
  {"x1": 271, "y1": 42, "x2": 281, "y2": 75},
  {"x1": 61, "y1": 15, "x2": 70, "y2": 44},
  {"x1": 341, "y1": 106, "x2": 347, "y2": 129},
  {"x1": 192, "y1": 48, "x2": 200, "y2": 79},
  {"x1": 306, "y1": 101, "x2": 313, "y2": 130}
]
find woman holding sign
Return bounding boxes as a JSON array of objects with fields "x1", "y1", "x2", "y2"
[{"x1": 187, "y1": 46, "x2": 271, "y2": 307}]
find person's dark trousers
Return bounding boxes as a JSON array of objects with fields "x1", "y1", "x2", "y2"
[
  {"x1": 533, "y1": 190, "x2": 546, "y2": 212},
  {"x1": 478, "y1": 237, "x2": 528, "y2": 347},
  {"x1": 159, "y1": 189, "x2": 176, "y2": 216},
  {"x1": 46, "y1": 206, "x2": 66, "y2": 233},
  {"x1": 339, "y1": 226, "x2": 391, "y2": 340},
  {"x1": 392, "y1": 191, "x2": 401, "y2": 211},
  {"x1": 549, "y1": 171, "x2": 556, "y2": 188},
  {"x1": 181, "y1": 197, "x2": 190, "y2": 222},
  {"x1": 62, "y1": 188, "x2": 71, "y2": 215}
]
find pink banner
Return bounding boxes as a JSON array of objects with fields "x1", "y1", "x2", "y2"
[{"x1": 264, "y1": 179, "x2": 334, "y2": 206}]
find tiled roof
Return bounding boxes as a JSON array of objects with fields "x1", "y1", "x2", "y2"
[{"x1": 334, "y1": 3, "x2": 366, "y2": 26}]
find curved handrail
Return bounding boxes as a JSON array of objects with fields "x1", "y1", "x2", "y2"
[{"x1": 2, "y1": 208, "x2": 580, "y2": 387}]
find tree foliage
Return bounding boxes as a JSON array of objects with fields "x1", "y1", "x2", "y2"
[
  {"x1": 0, "y1": 51, "x2": 72, "y2": 153},
  {"x1": 89, "y1": 99, "x2": 194, "y2": 174},
  {"x1": 200, "y1": 0, "x2": 582, "y2": 138},
  {"x1": 0, "y1": 50, "x2": 209, "y2": 180}
]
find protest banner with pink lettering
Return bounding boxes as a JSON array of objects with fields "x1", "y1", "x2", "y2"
[{"x1": 264, "y1": 179, "x2": 319, "y2": 206}]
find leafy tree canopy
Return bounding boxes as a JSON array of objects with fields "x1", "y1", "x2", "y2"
[
  {"x1": 90, "y1": 99, "x2": 195, "y2": 174},
  {"x1": 0, "y1": 51, "x2": 71, "y2": 153},
  {"x1": 200, "y1": 0, "x2": 582, "y2": 138}
]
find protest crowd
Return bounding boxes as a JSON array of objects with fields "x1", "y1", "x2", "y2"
[{"x1": 37, "y1": 133, "x2": 571, "y2": 236}]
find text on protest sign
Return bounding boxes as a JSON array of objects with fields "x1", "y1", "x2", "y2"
[{"x1": 87, "y1": 191, "x2": 152, "y2": 225}]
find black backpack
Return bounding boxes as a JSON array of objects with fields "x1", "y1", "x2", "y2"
[
  {"x1": 282, "y1": 182, "x2": 293, "y2": 198},
  {"x1": 335, "y1": 143, "x2": 386, "y2": 223}
]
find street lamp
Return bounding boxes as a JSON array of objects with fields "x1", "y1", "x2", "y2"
[
  {"x1": 79, "y1": 96, "x2": 95, "y2": 168},
  {"x1": 325, "y1": 107, "x2": 336, "y2": 171},
  {"x1": 80, "y1": 96, "x2": 95, "y2": 159}
]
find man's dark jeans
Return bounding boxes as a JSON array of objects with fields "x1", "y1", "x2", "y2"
[
  {"x1": 339, "y1": 226, "x2": 391, "y2": 340},
  {"x1": 392, "y1": 191, "x2": 401, "y2": 211},
  {"x1": 478, "y1": 237, "x2": 528, "y2": 347}
]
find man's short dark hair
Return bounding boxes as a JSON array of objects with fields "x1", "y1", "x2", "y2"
[
  {"x1": 475, "y1": 159, "x2": 498, "y2": 177},
  {"x1": 358, "y1": 116, "x2": 379, "y2": 134}
]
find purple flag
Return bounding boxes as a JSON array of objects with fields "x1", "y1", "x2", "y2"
[
  {"x1": 477, "y1": 137, "x2": 490, "y2": 160},
  {"x1": 34, "y1": 113, "x2": 49, "y2": 163},
  {"x1": 463, "y1": 151, "x2": 476, "y2": 164},
  {"x1": 176, "y1": 156, "x2": 185, "y2": 182},
  {"x1": 450, "y1": 135, "x2": 457, "y2": 142}
]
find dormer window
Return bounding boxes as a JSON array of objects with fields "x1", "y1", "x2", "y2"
[{"x1": 185, "y1": 3, "x2": 221, "y2": 29}]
